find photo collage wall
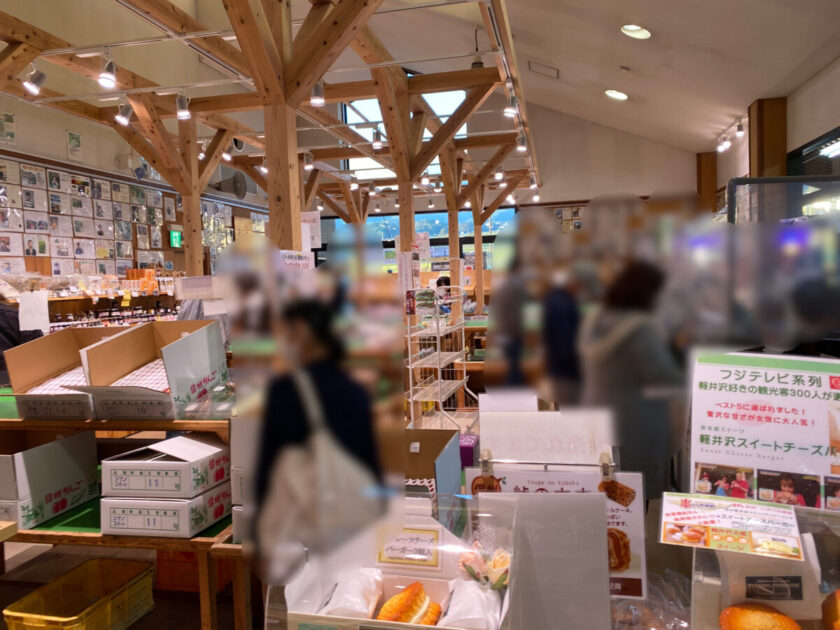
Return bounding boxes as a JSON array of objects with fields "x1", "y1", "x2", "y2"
[{"x1": 0, "y1": 156, "x2": 193, "y2": 277}]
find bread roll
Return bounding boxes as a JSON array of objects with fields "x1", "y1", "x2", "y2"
[{"x1": 719, "y1": 603, "x2": 801, "y2": 630}]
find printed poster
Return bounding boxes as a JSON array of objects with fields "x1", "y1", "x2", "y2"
[
  {"x1": 24, "y1": 234, "x2": 48, "y2": 256},
  {"x1": 0, "y1": 113, "x2": 15, "y2": 146},
  {"x1": 465, "y1": 467, "x2": 647, "y2": 599},
  {"x1": 111, "y1": 182, "x2": 130, "y2": 204},
  {"x1": 73, "y1": 238, "x2": 95, "y2": 259},
  {"x1": 67, "y1": 131, "x2": 82, "y2": 162},
  {"x1": 49, "y1": 215, "x2": 73, "y2": 236},
  {"x1": 21, "y1": 188, "x2": 47, "y2": 212},
  {"x1": 97, "y1": 259, "x2": 116, "y2": 275},
  {"x1": 95, "y1": 240, "x2": 115, "y2": 259},
  {"x1": 301, "y1": 211, "x2": 322, "y2": 249},
  {"x1": 52, "y1": 258, "x2": 75, "y2": 276},
  {"x1": 94, "y1": 199, "x2": 112, "y2": 220},
  {"x1": 0, "y1": 207, "x2": 23, "y2": 232},
  {"x1": 164, "y1": 196, "x2": 176, "y2": 222},
  {"x1": 691, "y1": 353, "x2": 840, "y2": 512},
  {"x1": 92, "y1": 178, "x2": 110, "y2": 200},
  {"x1": 70, "y1": 175, "x2": 90, "y2": 196},
  {"x1": 0, "y1": 233, "x2": 22, "y2": 256},
  {"x1": 50, "y1": 236, "x2": 72, "y2": 258},
  {"x1": 48, "y1": 192, "x2": 70, "y2": 215},
  {"x1": 116, "y1": 259, "x2": 133, "y2": 276},
  {"x1": 70, "y1": 195, "x2": 92, "y2": 217},
  {"x1": 0, "y1": 258, "x2": 24, "y2": 274},
  {"x1": 23, "y1": 211, "x2": 48, "y2": 233},
  {"x1": 3, "y1": 184, "x2": 22, "y2": 208},
  {"x1": 20, "y1": 164, "x2": 46, "y2": 188},
  {"x1": 47, "y1": 169, "x2": 70, "y2": 192},
  {"x1": 660, "y1": 492, "x2": 802, "y2": 561},
  {"x1": 0, "y1": 158, "x2": 19, "y2": 184}
]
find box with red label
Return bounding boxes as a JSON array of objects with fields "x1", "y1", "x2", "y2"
[
  {"x1": 0, "y1": 432, "x2": 98, "y2": 529},
  {"x1": 101, "y1": 434, "x2": 230, "y2": 499},
  {"x1": 100, "y1": 481, "x2": 231, "y2": 538}
]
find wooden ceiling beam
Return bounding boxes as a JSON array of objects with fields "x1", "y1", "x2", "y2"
[
  {"x1": 236, "y1": 163, "x2": 267, "y2": 191},
  {"x1": 481, "y1": 174, "x2": 524, "y2": 224},
  {"x1": 339, "y1": 180, "x2": 361, "y2": 223},
  {"x1": 110, "y1": 122, "x2": 180, "y2": 189},
  {"x1": 3, "y1": 81, "x2": 102, "y2": 123},
  {"x1": 411, "y1": 84, "x2": 495, "y2": 181},
  {"x1": 292, "y1": 0, "x2": 333, "y2": 58},
  {"x1": 319, "y1": 191, "x2": 352, "y2": 223},
  {"x1": 299, "y1": 104, "x2": 391, "y2": 168},
  {"x1": 285, "y1": 0, "x2": 384, "y2": 107},
  {"x1": 128, "y1": 93, "x2": 189, "y2": 192},
  {"x1": 117, "y1": 0, "x2": 251, "y2": 77},
  {"x1": 457, "y1": 143, "x2": 515, "y2": 207},
  {"x1": 372, "y1": 66, "x2": 411, "y2": 181},
  {"x1": 303, "y1": 167, "x2": 322, "y2": 212},
  {"x1": 221, "y1": 0, "x2": 284, "y2": 101},
  {"x1": 0, "y1": 42, "x2": 41, "y2": 88},
  {"x1": 197, "y1": 128, "x2": 236, "y2": 192}
]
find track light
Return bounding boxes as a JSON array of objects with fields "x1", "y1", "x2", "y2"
[
  {"x1": 716, "y1": 136, "x2": 731, "y2": 153},
  {"x1": 368, "y1": 182, "x2": 376, "y2": 196},
  {"x1": 506, "y1": 194, "x2": 515, "y2": 204},
  {"x1": 317, "y1": 201, "x2": 324, "y2": 211},
  {"x1": 499, "y1": 181, "x2": 507, "y2": 188},
  {"x1": 258, "y1": 160, "x2": 268, "y2": 175},
  {"x1": 176, "y1": 93, "x2": 191, "y2": 120},
  {"x1": 310, "y1": 81, "x2": 325, "y2": 107},
  {"x1": 221, "y1": 144, "x2": 232, "y2": 161},
  {"x1": 394, "y1": 200, "x2": 399, "y2": 208},
  {"x1": 198, "y1": 140, "x2": 207, "y2": 161},
  {"x1": 516, "y1": 133, "x2": 527, "y2": 153},
  {"x1": 532, "y1": 192, "x2": 540, "y2": 202},
  {"x1": 735, "y1": 120, "x2": 745, "y2": 138},
  {"x1": 350, "y1": 178, "x2": 359, "y2": 191},
  {"x1": 303, "y1": 152, "x2": 314, "y2": 171},
  {"x1": 464, "y1": 199, "x2": 471, "y2": 208},
  {"x1": 98, "y1": 57, "x2": 117, "y2": 90},
  {"x1": 22, "y1": 66, "x2": 46, "y2": 96},
  {"x1": 529, "y1": 175, "x2": 537, "y2": 190},
  {"x1": 421, "y1": 172, "x2": 430, "y2": 186},
  {"x1": 114, "y1": 102, "x2": 133, "y2": 126},
  {"x1": 504, "y1": 94, "x2": 518, "y2": 118},
  {"x1": 372, "y1": 128, "x2": 383, "y2": 150},
  {"x1": 374, "y1": 203, "x2": 381, "y2": 213},
  {"x1": 494, "y1": 168, "x2": 504, "y2": 181},
  {"x1": 428, "y1": 198, "x2": 434, "y2": 208}
]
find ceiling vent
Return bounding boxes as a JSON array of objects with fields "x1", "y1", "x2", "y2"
[{"x1": 528, "y1": 60, "x2": 559, "y2": 80}]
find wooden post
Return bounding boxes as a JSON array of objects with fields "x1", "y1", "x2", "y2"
[
  {"x1": 178, "y1": 118, "x2": 204, "y2": 276},
  {"x1": 696, "y1": 152, "x2": 717, "y2": 212},
  {"x1": 471, "y1": 185, "x2": 486, "y2": 314},
  {"x1": 398, "y1": 180, "x2": 414, "y2": 251},
  {"x1": 749, "y1": 97, "x2": 787, "y2": 177},
  {"x1": 196, "y1": 550, "x2": 218, "y2": 630},
  {"x1": 265, "y1": 103, "x2": 303, "y2": 250},
  {"x1": 439, "y1": 148, "x2": 461, "y2": 288}
]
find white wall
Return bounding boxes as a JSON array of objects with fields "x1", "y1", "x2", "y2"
[
  {"x1": 788, "y1": 54, "x2": 840, "y2": 151},
  {"x1": 527, "y1": 103, "x2": 697, "y2": 202}
]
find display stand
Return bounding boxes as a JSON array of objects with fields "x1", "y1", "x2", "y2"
[
  {"x1": 0, "y1": 416, "x2": 237, "y2": 630},
  {"x1": 405, "y1": 287, "x2": 478, "y2": 432}
]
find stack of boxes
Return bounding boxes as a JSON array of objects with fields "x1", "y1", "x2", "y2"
[
  {"x1": 100, "y1": 434, "x2": 232, "y2": 538},
  {"x1": 230, "y1": 408, "x2": 261, "y2": 543}
]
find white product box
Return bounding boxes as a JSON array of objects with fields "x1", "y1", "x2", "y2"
[
  {"x1": 0, "y1": 432, "x2": 98, "y2": 528},
  {"x1": 5, "y1": 326, "x2": 130, "y2": 419},
  {"x1": 230, "y1": 413, "x2": 261, "y2": 470},
  {"x1": 230, "y1": 466, "x2": 251, "y2": 505},
  {"x1": 231, "y1": 505, "x2": 253, "y2": 544},
  {"x1": 75, "y1": 320, "x2": 228, "y2": 419},
  {"x1": 101, "y1": 434, "x2": 230, "y2": 499},
  {"x1": 100, "y1": 482, "x2": 231, "y2": 538}
]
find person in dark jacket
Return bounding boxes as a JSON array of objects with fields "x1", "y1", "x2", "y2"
[{"x1": 0, "y1": 302, "x2": 43, "y2": 385}]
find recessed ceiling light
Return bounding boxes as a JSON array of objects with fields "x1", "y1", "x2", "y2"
[
  {"x1": 605, "y1": 89, "x2": 628, "y2": 101},
  {"x1": 621, "y1": 24, "x2": 651, "y2": 40}
]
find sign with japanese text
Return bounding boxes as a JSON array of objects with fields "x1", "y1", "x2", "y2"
[
  {"x1": 376, "y1": 527, "x2": 441, "y2": 568},
  {"x1": 691, "y1": 353, "x2": 840, "y2": 512},
  {"x1": 465, "y1": 467, "x2": 646, "y2": 599},
  {"x1": 660, "y1": 493, "x2": 802, "y2": 561}
]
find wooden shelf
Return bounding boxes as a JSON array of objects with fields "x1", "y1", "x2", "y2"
[
  {"x1": 0, "y1": 521, "x2": 17, "y2": 544},
  {"x1": 0, "y1": 418, "x2": 229, "y2": 432},
  {"x1": 11, "y1": 525, "x2": 231, "y2": 550}
]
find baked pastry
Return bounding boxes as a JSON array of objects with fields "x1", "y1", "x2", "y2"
[
  {"x1": 606, "y1": 528, "x2": 631, "y2": 572},
  {"x1": 598, "y1": 479, "x2": 637, "y2": 507},
  {"x1": 719, "y1": 603, "x2": 801, "y2": 630},
  {"x1": 377, "y1": 582, "x2": 441, "y2": 625},
  {"x1": 823, "y1": 589, "x2": 840, "y2": 629}
]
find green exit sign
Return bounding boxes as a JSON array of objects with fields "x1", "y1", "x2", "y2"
[{"x1": 169, "y1": 230, "x2": 183, "y2": 248}]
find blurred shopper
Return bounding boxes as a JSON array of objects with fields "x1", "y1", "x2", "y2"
[
  {"x1": 578, "y1": 261, "x2": 683, "y2": 500},
  {"x1": 0, "y1": 301, "x2": 42, "y2": 385},
  {"x1": 491, "y1": 257, "x2": 528, "y2": 385},
  {"x1": 543, "y1": 262, "x2": 601, "y2": 405},
  {"x1": 255, "y1": 298, "x2": 383, "y2": 584}
]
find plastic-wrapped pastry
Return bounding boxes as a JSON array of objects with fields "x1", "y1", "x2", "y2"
[
  {"x1": 598, "y1": 479, "x2": 636, "y2": 507},
  {"x1": 607, "y1": 528, "x2": 631, "y2": 572},
  {"x1": 377, "y1": 582, "x2": 441, "y2": 625},
  {"x1": 321, "y1": 568, "x2": 383, "y2": 619},
  {"x1": 438, "y1": 578, "x2": 502, "y2": 630},
  {"x1": 719, "y1": 603, "x2": 801, "y2": 630}
]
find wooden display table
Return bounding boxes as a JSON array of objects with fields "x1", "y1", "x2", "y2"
[{"x1": 211, "y1": 535, "x2": 252, "y2": 630}]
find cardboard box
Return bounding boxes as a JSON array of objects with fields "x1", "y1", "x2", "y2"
[
  {"x1": 404, "y1": 429, "x2": 464, "y2": 536},
  {"x1": 100, "y1": 481, "x2": 231, "y2": 538},
  {"x1": 5, "y1": 326, "x2": 130, "y2": 419},
  {"x1": 74, "y1": 320, "x2": 228, "y2": 419},
  {"x1": 230, "y1": 466, "x2": 250, "y2": 505},
  {"x1": 0, "y1": 432, "x2": 98, "y2": 528},
  {"x1": 230, "y1": 412, "x2": 262, "y2": 470},
  {"x1": 101, "y1": 434, "x2": 230, "y2": 499}
]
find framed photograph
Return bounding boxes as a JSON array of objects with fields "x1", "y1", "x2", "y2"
[
  {"x1": 111, "y1": 182, "x2": 130, "y2": 203},
  {"x1": 94, "y1": 220, "x2": 113, "y2": 239},
  {"x1": 150, "y1": 225, "x2": 162, "y2": 249},
  {"x1": 52, "y1": 258, "x2": 75, "y2": 276},
  {"x1": 146, "y1": 189, "x2": 163, "y2": 208},
  {"x1": 23, "y1": 211, "x2": 49, "y2": 233},
  {"x1": 0, "y1": 207, "x2": 23, "y2": 232},
  {"x1": 130, "y1": 204, "x2": 145, "y2": 223},
  {"x1": 147, "y1": 206, "x2": 162, "y2": 225},
  {"x1": 129, "y1": 185, "x2": 146, "y2": 205},
  {"x1": 94, "y1": 199, "x2": 113, "y2": 220},
  {"x1": 0, "y1": 232, "x2": 22, "y2": 256},
  {"x1": 74, "y1": 259, "x2": 96, "y2": 275},
  {"x1": 47, "y1": 169, "x2": 70, "y2": 192},
  {"x1": 70, "y1": 175, "x2": 90, "y2": 196},
  {"x1": 49, "y1": 214, "x2": 73, "y2": 236},
  {"x1": 51, "y1": 236, "x2": 73, "y2": 258},
  {"x1": 97, "y1": 259, "x2": 116, "y2": 275},
  {"x1": 115, "y1": 220, "x2": 132, "y2": 241},
  {"x1": 72, "y1": 217, "x2": 95, "y2": 238},
  {"x1": 70, "y1": 195, "x2": 92, "y2": 217},
  {"x1": 136, "y1": 228, "x2": 149, "y2": 250},
  {"x1": 92, "y1": 179, "x2": 110, "y2": 200},
  {"x1": 73, "y1": 238, "x2": 95, "y2": 259},
  {"x1": 22, "y1": 188, "x2": 47, "y2": 212},
  {"x1": 0, "y1": 159, "x2": 20, "y2": 185},
  {"x1": 95, "y1": 240, "x2": 115, "y2": 259},
  {"x1": 136, "y1": 250, "x2": 150, "y2": 267},
  {"x1": 67, "y1": 131, "x2": 83, "y2": 162},
  {"x1": 19, "y1": 164, "x2": 46, "y2": 188},
  {"x1": 147, "y1": 250, "x2": 165, "y2": 267},
  {"x1": 0, "y1": 258, "x2": 25, "y2": 274},
  {"x1": 48, "y1": 192, "x2": 70, "y2": 215},
  {"x1": 3, "y1": 184, "x2": 22, "y2": 208},
  {"x1": 0, "y1": 112, "x2": 15, "y2": 146},
  {"x1": 112, "y1": 202, "x2": 127, "y2": 221},
  {"x1": 115, "y1": 240, "x2": 133, "y2": 259},
  {"x1": 24, "y1": 234, "x2": 48, "y2": 256},
  {"x1": 164, "y1": 196, "x2": 176, "y2": 222},
  {"x1": 116, "y1": 259, "x2": 133, "y2": 276}
]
